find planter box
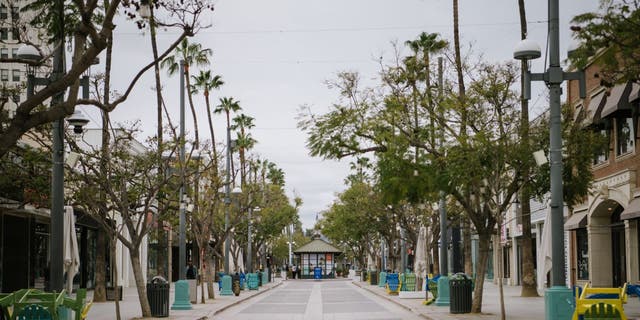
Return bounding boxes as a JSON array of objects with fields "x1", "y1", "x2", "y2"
[{"x1": 106, "y1": 286, "x2": 123, "y2": 301}]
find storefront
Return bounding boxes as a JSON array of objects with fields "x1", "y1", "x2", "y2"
[
  {"x1": 0, "y1": 201, "x2": 99, "y2": 293},
  {"x1": 293, "y1": 234, "x2": 342, "y2": 279}
]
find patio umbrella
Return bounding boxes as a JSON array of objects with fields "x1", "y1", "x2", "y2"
[
  {"x1": 413, "y1": 225, "x2": 427, "y2": 291},
  {"x1": 64, "y1": 206, "x2": 80, "y2": 293},
  {"x1": 537, "y1": 210, "x2": 552, "y2": 292}
]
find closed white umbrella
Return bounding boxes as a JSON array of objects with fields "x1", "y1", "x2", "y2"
[
  {"x1": 64, "y1": 206, "x2": 80, "y2": 293},
  {"x1": 537, "y1": 211, "x2": 552, "y2": 292},
  {"x1": 414, "y1": 226, "x2": 427, "y2": 291}
]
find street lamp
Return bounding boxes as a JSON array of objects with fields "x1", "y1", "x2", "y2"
[
  {"x1": 18, "y1": 43, "x2": 91, "y2": 292},
  {"x1": 513, "y1": 1, "x2": 585, "y2": 318}
]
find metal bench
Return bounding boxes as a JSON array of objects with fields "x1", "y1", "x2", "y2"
[
  {"x1": 584, "y1": 302, "x2": 623, "y2": 320},
  {"x1": 573, "y1": 283, "x2": 628, "y2": 320}
]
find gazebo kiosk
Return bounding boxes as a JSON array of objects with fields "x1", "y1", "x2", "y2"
[{"x1": 294, "y1": 234, "x2": 342, "y2": 279}]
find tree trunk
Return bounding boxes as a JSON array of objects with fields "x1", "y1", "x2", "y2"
[
  {"x1": 204, "y1": 94, "x2": 218, "y2": 171},
  {"x1": 184, "y1": 65, "x2": 199, "y2": 146},
  {"x1": 149, "y1": 0, "x2": 167, "y2": 282},
  {"x1": 471, "y1": 233, "x2": 491, "y2": 313},
  {"x1": 518, "y1": 0, "x2": 539, "y2": 298},
  {"x1": 463, "y1": 220, "x2": 473, "y2": 275},
  {"x1": 130, "y1": 248, "x2": 152, "y2": 317},
  {"x1": 93, "y1": 228, "x2": 107, "y2": 302},
  {"x1": 206, "y1": 257, "x2": 215, "y2": 299},
  {"x1": 110, "y1": 237, "x2": 122, "y2": 320}
]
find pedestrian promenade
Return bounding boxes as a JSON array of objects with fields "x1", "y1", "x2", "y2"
[
  {"x1": 353, "y1": 278, "x2": 640, "y2": 320},
  {"x1": 85, "y1": 277, "x2": 283, "y2": 320}
]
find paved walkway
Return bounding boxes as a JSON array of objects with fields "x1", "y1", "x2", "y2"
[
  {"x1": 215, "y1": 278, "x2": 422, "y2": 320},
  {"x1": 353, "y1": 278, "x2": 640, "y2": 320},
  {"x1": 85, "y1": 277, "x2": 283, "y2": 320}
]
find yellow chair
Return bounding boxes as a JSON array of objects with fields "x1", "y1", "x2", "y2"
[{"x1": 573, "y1": 283, "x2": 628, "y2": 320}]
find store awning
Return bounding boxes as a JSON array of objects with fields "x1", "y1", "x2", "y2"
[
  {"x1": 582, "y1": 90, "x2": 607, "y2": 126},
  {"x1": 564, "y1": 211, "x2": 588, "y2": 230},
  {"x1": 621, "y1": 198, "x2": 640, "y2": 220},
  {"x1": 601, "y1": 82, "x2": 633, "y2": 118}
]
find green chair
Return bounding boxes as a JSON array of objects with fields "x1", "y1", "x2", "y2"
[
  {"x1": 584, "y1": 302, "x2": 623, "y2": 320},
  {"x1": 15, "y1": 304, "x2": 52, "y2": 320}
]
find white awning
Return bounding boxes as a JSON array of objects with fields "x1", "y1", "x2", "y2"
[
  {"x1": 621, "y1": 198, "x2": 640, "y2": 220},
  {"x1": 564, "y1": 211, "x2": 588, "y2": 230}
]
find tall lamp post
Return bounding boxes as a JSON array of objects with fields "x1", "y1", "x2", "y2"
[
  {"x1": 172, "y1": 60, "x2": 193, "y2": 310},
  {"x1": 513, "y1": 1, "x2": 585, "y2": 318},
  {"x1": 17, "y1": 43, "x2": 89, "y2": 292}
]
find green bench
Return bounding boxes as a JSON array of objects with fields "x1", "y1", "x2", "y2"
[
  {"x1": 0, "y1": 289, "x2": 90, "y2": 320},
  {"x1": 584, "y1": 302, "x2": 623, "y2": 319}
]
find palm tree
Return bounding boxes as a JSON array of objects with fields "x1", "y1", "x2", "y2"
[
  {"x1": 214, "y1": 97, "x2": 242, "y2": 178},
  {"x1": 231, "y1": 114, "x2": 256, "y2": 186},
  {"x1": 517, "y1": 0, "x2": 538, "y2": 298},
  {"x1": 192, "y1": 71, "x2": 224, "y2": 168},
  {"x1": 161, "y1": 38, "x2": 212, "y2": 147}
]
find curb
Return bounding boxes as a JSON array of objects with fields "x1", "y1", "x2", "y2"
[
  {"x1": 352, "y1": 281, "x2": 432, "y2": 320},
  {"x1": 210, "y1": 281, "x2": 284, "y2": 317}
]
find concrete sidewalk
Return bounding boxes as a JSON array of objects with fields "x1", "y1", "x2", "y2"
[
  {"x1": 353, "y1": 279, "x2": 640, "y2": 320},
  {"x1": 86, "y1": 277, "x2": 283, "y2": 320}
]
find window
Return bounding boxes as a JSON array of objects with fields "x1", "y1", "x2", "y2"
[
  {"x1": 0, "y1": 48, "x2": 7, "y2": 59},
  {"x1": 576, "y1": 228, "x2": 589, "y2": 280},
  {"x1": 1, "y1": 69, "x2": 8, "y2": 81},
  {"x1": 10, "y1": 6, "x2": 18, "y2": 21},
  {"x1": 12, "y1": 69, "x2": 19, "y2": 82},
  {"x1": 593, "y1": 127, "x2": 610, "y2": 164},
  {"x1": 0, "y1": 6, "x2": 7, "y2": 20},
  {"x1": 11, "y1": 48, "x2": 16, "y2": 58},
  {"x1": 616, "y1": 116, "x2": 635, "y2": 156},
  {"x1": 0, "y1": 28, "x2": 7, "y2": 40},
  {"x1": 11, "y1": 27, "x2": 19, "y2": 41}
]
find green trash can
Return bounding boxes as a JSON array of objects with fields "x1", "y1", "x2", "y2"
[
  {"x1": 369, "y1": 271, "x2": 378, "y2": 285},
  {"x1": 449, "y1": 273, "x2": 472, "y2": 314}
]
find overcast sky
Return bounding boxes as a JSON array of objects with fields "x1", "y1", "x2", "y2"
[{"x1": 79, "y1": 0, "x2": 601, "y2": 230}]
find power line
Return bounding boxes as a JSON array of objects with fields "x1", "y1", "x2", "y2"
[{"x1": 114, "y1": 20, "x2": 547, "y2": 36}]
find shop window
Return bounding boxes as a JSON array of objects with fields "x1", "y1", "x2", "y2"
[
  {"x1": 0, "y1": 28, "x2": 8, "y2": 41},
  {"x1": 616, "y1": 116, "x2": 635, "y2": 156},
  {"x1": 593, "y1": 127, "x2": 610, "y2": 164},
  {"x1": 10, "y1": 6, "x2": 18, "y2": 21},
  {"x1": 576, "y1": 228, "x2": 589, "y2": 280}
]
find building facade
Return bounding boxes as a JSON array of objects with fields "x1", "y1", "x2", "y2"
[{"x1": 565, "y1": 57, "x2": 639, "y2": 288}]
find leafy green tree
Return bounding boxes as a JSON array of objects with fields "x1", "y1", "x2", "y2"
[
  {"x1": 570, "y1": 0, "x2": 640, "y2": 85},
  {"x1": 0, "y1": 0, "x2": 213, "y2": 157},
  {"x1": 67, "y1": 126, "x2": 184, "y2": 318}
]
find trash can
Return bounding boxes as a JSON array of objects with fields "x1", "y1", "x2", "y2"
[
  {"x1": 449, "y1": 273, "x2": 472, "y2": 314},
  {"x1": 232, "y1": 274, "x2": 241, "y2": 296},
  {"x1": 369, "y1": 271, "x2": 378, "y2": 285},
  {"x1": 361, "y1": 270, "x2": 367, "y2": 282},
  {"x1": 147, "y1": 276, "x2": 169, "y2": 317},
  {"x1": 313, "y1": 267, "x2": 322, "y2": 280},
  {"x1": 257, "y1": 271, "x2": 263, "y2": 287}
]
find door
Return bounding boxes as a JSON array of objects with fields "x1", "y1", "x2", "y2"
[{"x1": 611, "y1": 226, "x2": 626, "y2": 287}]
